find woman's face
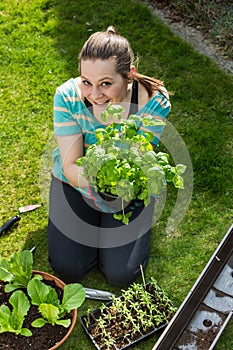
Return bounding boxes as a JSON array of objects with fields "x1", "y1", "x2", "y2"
[{"x1": 80, "y1": 58, "x2": 128, "y2": 111}]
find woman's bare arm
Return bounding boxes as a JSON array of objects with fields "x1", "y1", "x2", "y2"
[{"x1": 56, "y1": 134, "x2": 88, "y2": 188}]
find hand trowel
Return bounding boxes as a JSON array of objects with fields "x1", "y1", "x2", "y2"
[{"x1": 0, "y1": 204, "x2": 41, "y2": 235}]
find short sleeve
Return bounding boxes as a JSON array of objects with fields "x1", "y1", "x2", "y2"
[
  {"x1": 53, "y1": 84, "x2": 82, "y2": 136},
  {"x1": 137, "y1": 87, "x2": 171, "y2": 145}
]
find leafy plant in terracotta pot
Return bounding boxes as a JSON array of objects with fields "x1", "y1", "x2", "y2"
[
  {"x1": 76, "y1": 104, "x2": 186, "y2": 224},
  {"x1": 0, "y1": 250, "x2": 86, "y2": 350}
]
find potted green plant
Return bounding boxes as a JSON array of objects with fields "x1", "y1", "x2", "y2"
[
  {"x1": 0, "y1": 250, "x2": 86, "y2": 350},
  {"x1": 80, "y1": 277, "x2": 176, "y2": 350},
  {"x1": 76, "y1": 104, "x2": 186, "y2": 224}
]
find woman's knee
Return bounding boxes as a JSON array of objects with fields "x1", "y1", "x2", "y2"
[
  {"x1": 48, "y1": 220, "x2": 98, "y2": 283},
  {"x1": 48, "y1": 254, "x2": 94, "y2": 283},
  {"x1": 101, "y1": 256, "x2": 149, "y2": 287},
  {"x1": 99, "y1": 232, "x2": 151, "y2": 287}
]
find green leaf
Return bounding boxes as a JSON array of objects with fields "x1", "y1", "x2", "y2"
[
  {"x1": 100, "y1": 103, "x2": 124, "y2": 122},
  {"x1": 113, "y1": 211, "x2": 132, "y2": 225},
  {"x1": 125, "y1": 125, "x2": 138, "y2": 139},
  {"x1": 144, "y1": 131, "x2": 155, "y2": 142},
  {"x1": 144, "y1": 166, "x2": 165, "y2": 194},
  {"x1": 0, "y1": 290, "x2": 31, "y2": 336},
  {"x1": 20, "y1": 328, "x2": 32, "y2": 336},
  {"x1": 116, "y1": 179, "x2": 134, "y2": 201},
  {"x1": 28, "y1": 279, "x2": 84, "y2": 327},
  {"x1": 5, "y1": 283, "x2": 19, "y2": 293},
  {"x1": 0, "y1": 250, "x2": 33, "y2": 292},
  {"x1": 142, "y1": 116, "x2": 166, "y2": 127},
  {"x1": 157, "y1": 152, "x2": 170, "y2": 165},
  {"x1": 55, "y1": 319, "x2": 71, "y2": 328},
  {"x1": 142, "y1": 151, "x2": 157, "y2": 163},
  {"x1": 31, "y1": 318, "x2": 47, "y2": 328},
  {"x1": 10, "y1": 290, "x2": 30, "y2": 319},
  {"x1": 0, "y1": 259, "x2": 13, "y2": 282},
  {"x1": 143, "y1": 196, "x2": 151, "y2": 207},
  {"x1": 86, "y1": 165, "x2": 99, "y2": 177},
  {"x1": 129, "y1": 114, "x2": 142, "y2": 122},
  {"x1": 173, "y1": 174, "x2": 184, "y2": 189},
  {"x1": 95, "y1": 128, "x2": 105, "y2": 142},
  {"x1": 62, "y1": 283, "x2": 86, "y2": 313},
  {"x1": 27, "y1": 278, "x2": 59, "y2": 306},
  {"x1": 122, "y1": 211, "x2": 132, "y2": 225},
  {"x1": 0, "y1": 305, "x2": 11, "y2": 330},
  {"x1": 176, "y1": 163, "x2": 187, "y2": 175},
  {"x1": 76, "y1": 157, "x2": 84, "y2": 166},
  {"x1": 106, "y1": 103, "x2": 124, "y2": 115},
  {"x1": 31, "y1": 274, "x2": 43, "y2": 281},
  {"x1": 113, "y1": 213, "x2": 123, "y2": 221},
  {"x1": 138, "y1": 188, "x2": 149, "y2": 200},
  {"x1": 39, "y1": 303, "x2": 60, "y2": 326}
]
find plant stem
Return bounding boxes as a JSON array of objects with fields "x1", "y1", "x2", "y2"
[
  {"x1": 121, "y1": 197, "x2": 125, "y2": 222},
  {"x1": 140, "y1": 264, "x2": 146, "y2": 288}
]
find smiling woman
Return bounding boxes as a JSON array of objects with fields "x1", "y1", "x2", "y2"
[
  {"x1": 79, "y1": 58, "x2": 130, "y2": 119},
  {"x1": 48, "y1": 26, "x2": 172, "y2": 288}
]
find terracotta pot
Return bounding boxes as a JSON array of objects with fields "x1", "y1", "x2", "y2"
[{"x1": 32, "y1": 270, "x2": 77, "y2": 350}]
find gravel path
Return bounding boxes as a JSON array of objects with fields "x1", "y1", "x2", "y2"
[{"x1": 141, "y1": 1, "x2": 233, "y2": 75}]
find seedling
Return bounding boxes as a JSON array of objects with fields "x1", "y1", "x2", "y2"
[
  {"x1": 0, "y1": 250, "x2": 86, "y2": 337},
  {"x1": 27, "y1": 278, "x2": 85, "y2": 328},
  {"x1": 81, "y1": 278, "x2": 176, "y2": 349},
  {"x1": 0, "y1": 250, "x2": 33, "y2": 292},
  {"x1": 0, "y1": 290, "x2": 32, "y2": 336}
]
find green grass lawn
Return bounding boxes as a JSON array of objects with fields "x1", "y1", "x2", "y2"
[{"x1": 1, "y1": 0, "x2": 233, "y2": 349}]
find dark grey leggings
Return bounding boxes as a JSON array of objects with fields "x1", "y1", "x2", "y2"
[{"x1": 48, "y1": 176, "x2": 155, "y2": 287}]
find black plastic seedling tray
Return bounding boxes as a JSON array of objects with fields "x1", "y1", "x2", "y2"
[
  {"x1": 152, "y1": 223, "x2": 233, "y2": 350},
  {"x1": 80, "y1": 282, "x2": 176, "y2": 350},
  {"x1": 80, "y1": 311, "x2": 166, "y2": 350}
]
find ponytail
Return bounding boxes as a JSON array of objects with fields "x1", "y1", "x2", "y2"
[
  {"x1": 135, "y1": 73, "x2": 172, "y2": 98},
  {"x1": 106, "y1": 25, "x2": 119, "y2": 35}
]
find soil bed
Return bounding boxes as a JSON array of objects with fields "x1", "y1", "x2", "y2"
[{"x1": 0, "y1": 279, "x2": 72, "y2": 350}]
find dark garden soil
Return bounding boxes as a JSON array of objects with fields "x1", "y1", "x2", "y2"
[
  {"x1": 0, "y1": 279, "x2": 72, "y2": 350},
  {"x1": 176, "y1": 328, "x2": 220, "y2": 350},
  {"x1": 81, "y1": 282, "x2": 176, "y2": 350}
]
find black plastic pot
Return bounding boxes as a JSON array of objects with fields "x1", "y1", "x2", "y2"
[
  {"x1": 98, "y1": 191, "x2": 119, "y2": 202},
  {"x1": 98, "y1": 190, "x2": 136, "y2": 212},
  {"x1": 80, "y1": 282, "x2": 175, "y2": 350}
]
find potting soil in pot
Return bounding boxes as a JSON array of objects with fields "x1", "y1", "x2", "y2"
[{"x1": 0, "y1": 279, "x2": 72, "y2": 350}]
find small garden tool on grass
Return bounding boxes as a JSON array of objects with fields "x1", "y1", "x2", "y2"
[
  {"x1": 0, "y1": 204, "x2": 41, "y2": 236},
  {"x1": 85, "y1": 287, "x2": 115, "y2": 301}
]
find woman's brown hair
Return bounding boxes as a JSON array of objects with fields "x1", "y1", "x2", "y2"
[{"x1": 79, "y1": 26, "x2": 169, "y2": 98}]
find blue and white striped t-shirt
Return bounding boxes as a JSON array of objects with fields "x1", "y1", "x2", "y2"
[{"x1": 52, "y1": 78, "x2": 171, "y2": 197}]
